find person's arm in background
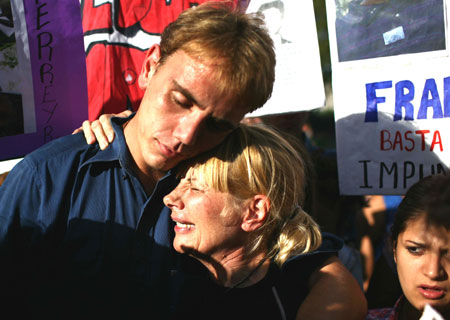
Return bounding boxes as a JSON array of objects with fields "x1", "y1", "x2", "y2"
[
  {"x1": 297, "y1": 256, "x2": 367, "y2": 320},
  {"x1": 360, "y1": 234, "x2": 374, "y2": 292},
  {"x1": 359, "y1": 195, "x2": 386, "y2": 291}
]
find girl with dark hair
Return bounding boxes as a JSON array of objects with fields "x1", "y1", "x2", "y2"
[{"x1": 367, "y1": 174, "x2": 450, "y2": 319}]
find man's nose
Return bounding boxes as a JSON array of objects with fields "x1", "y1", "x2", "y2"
[{"x1": 173, "y1": 112, "x2": 204, "y2": 146}]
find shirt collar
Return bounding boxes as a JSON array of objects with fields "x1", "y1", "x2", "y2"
[
  {"x1": 82, "y1": 113, "x2": 135, "y2": 168},
  {"x1": 81, "y1": 113, "x2": 178, "y2": 181}
]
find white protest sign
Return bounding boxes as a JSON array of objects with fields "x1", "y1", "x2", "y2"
[
  {"x1": 246, "y1": 0, "x2": 325, "y2": 117},
  {"x1": 327, "y1": 0, "x2": 450, "y2": 195},
  {"x1": 420, "y1": 304, "x2": 445, "y2": 320}
]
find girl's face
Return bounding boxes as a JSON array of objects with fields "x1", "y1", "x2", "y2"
[{"x1": 395, "y1": 215, "x2": 450, "y2": 315}]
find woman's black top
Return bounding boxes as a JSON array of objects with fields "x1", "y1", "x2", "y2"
[{"x1": 171, "y1": 233, "x2": 343, "y2": 320}]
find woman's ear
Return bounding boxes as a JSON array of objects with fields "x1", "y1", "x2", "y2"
[
  {"x1": 241, "y1": 195, "x2": 270, "y2": 232},
  {"x1": 138, "y1": 44, "x2": 161, "y2": 90}
]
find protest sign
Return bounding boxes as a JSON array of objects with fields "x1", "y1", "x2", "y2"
[
  {"x1": 420, "y1": 304, "x2": 445, "y2": 320},
  {"x1": 327, "y1": 0, "x2": 449, "y2": 195},
  {"x1": 0, "y1": 0, "x2": 88, "y2": 161},
  {"x1": 246, "y1": 0, "x2": 326, "y2": 117}
]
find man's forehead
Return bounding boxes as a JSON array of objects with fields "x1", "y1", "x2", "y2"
[{"x1": 171, "y1": 79, "x2": 247, "y2": 128}]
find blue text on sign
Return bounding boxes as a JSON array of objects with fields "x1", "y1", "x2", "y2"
[{"x1": 365, "y1": 77, "x2": 450, "y2": 122}]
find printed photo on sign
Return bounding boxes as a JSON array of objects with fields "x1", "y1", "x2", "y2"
[
  {"x1": 0, "y1": 1, "x2": 25, "y2": 138},
  {"x1": 257, "y1": 0, "x2": 291, "y2": 47},
  {"x1": 0, "y1": 0, "x2": 88, "y2": 161},
  {"x1": 333, "y1": 0, "x2": 446, "y2": 62},
  {"x1": 246, "y1": 0, "x2": 325, "y2": 116},
  {"x1": 0, "y1": 93, "x2": 23, "y2": 138}
]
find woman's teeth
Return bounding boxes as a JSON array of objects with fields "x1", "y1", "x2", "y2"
[{"x1": 176, "y1": 222, "x2": 194, "y2": 229}]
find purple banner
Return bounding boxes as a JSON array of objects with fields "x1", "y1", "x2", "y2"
[{"x1": 0, "y1": 0, "x2": 87, "y2": 160}]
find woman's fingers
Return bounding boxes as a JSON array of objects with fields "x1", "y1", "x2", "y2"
[{"x1": 73, "y1": 109, "x2": 132, "y2": 149}]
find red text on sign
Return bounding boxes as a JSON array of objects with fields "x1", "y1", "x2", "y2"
[{"x1": 380, "y1": 129, "x2": 443, "y2": 152}]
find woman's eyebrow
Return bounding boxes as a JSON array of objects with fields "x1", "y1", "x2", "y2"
[{"x1": 405, "y1": 240, "x2": 425, "y2": 246}]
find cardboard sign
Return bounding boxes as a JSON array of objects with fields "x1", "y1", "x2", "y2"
[
  {"x1": 0, "y1": 0, "x2": 88, "y2": 160},
  {"x1": 327, "y1": 0, "x2": 449, "y2": 195},
  {"x1": 246, "y1": 0, "x2": 325, "y2": 117}
]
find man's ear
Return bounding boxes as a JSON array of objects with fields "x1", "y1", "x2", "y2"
[
  {"x1": 138, "y1": 44, "x2": 161, "y2": 90},
  {"x1": 241, "y1": 195, "x2": 270, "y2": 232}
]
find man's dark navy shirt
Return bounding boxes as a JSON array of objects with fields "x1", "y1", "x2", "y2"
[{"x1": 0, "y1": 116, "x2": 180, "y2": 319}]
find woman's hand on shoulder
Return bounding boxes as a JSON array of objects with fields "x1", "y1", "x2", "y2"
[{"x1": 72, "y1": 110, "x2": 132, "y2": 150}]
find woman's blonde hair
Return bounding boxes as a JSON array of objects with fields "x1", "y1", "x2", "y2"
[{"x1": 180, "y1": 124, "x2": 322, "y2": 266}]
